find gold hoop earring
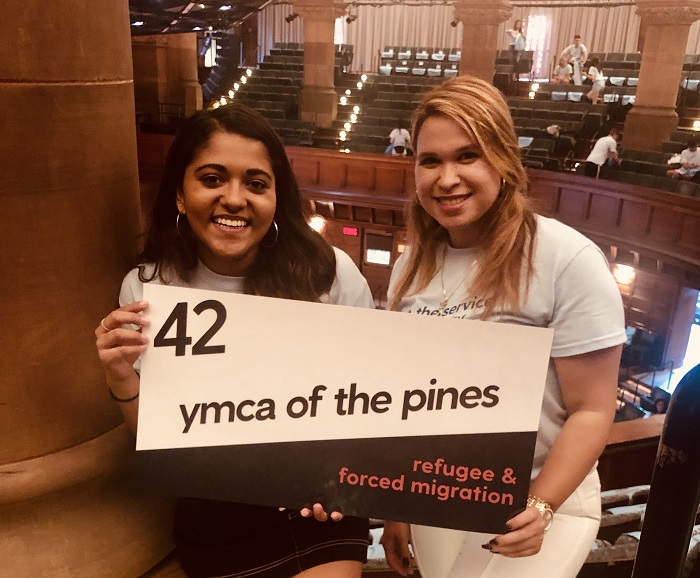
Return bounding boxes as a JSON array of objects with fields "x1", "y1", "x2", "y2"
[{"x1": 261, "y1": 220, "x2": 279, "y2": 248}]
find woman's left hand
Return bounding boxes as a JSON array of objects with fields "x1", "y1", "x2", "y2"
[
  {"x1": 483, "y1": 506, "x2": 547, "y2": 557},
  {"x1": 299, "y1": 502, "x2": 343, "y2": 522}
]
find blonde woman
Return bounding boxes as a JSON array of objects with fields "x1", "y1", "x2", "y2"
[{"x1": 379, "y1": 76, "x2": 625, "y2": 577}]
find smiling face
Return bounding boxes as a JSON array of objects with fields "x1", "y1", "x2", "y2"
[
  {"x1": 176, "y1": 130, "x2": 277, "y2": 276},
  {"x1": 414, "y1": 115, "x2": 501, "y2": 248}
]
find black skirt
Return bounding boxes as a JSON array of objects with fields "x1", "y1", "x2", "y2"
[{"x1": 174, "y1": 498, "x2": 370, "y2": 578}]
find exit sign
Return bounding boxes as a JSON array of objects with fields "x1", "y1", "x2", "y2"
[{"x1": 342, "y1": 226, "x2": 359, "y2": 236}]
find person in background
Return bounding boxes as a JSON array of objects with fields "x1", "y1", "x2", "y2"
[
  {"x1": 506, "y1": 19, "x2": 527, "y2": 81},
  {"x1": 560, "y1": 35, "x2": 589, "y2": 86},
  {"x1": 666, "y1": 138, "x2": 700, "y2": 180},
  {"x1": 551, "y1": 56, "x2": 573, "y2": 84},
  {"x1": 585, "y1": 128, "x2": 621, "y2": 178},
  {"x1": 387, "y1": 119, "x2": 412, "y2": 156},
  {"x1": 584, "y1": 58, "x2": 605, "y2": 105},
  {"x1": 95, "y1": 103, "x2": 373, "y2": 578},
  {"x1": 380, "y1": 75, "x2": 625, "y2": 578}
]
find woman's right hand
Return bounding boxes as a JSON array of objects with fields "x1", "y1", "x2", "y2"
[
  {"x1": 380, "y1": 521, "x2": 415, "y2": 576},
  {"x1": 95, "y1": 301, "x2": 150, "y2": 381}
]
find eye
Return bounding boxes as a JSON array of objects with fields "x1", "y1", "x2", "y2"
[
  {"x1": 200, "y1": 174, "x2": 223, "y2": 187},
  {"x1": 248, "y1": 179, "x2": 270, "y2": 192},
  {"x1": 418, "y1": 156, "x2": 440, "y2": 167},
  {"x1": 457, "y1": 150, "x2": 479, "y2": 162}
]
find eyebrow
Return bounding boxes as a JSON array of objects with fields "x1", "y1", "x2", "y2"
[
  {"x1": 194, "y1": 163, "x2": 273, "y2": 180},
  {"x1": 417, "y1": 145, "x2": 478, "y2": 159}
]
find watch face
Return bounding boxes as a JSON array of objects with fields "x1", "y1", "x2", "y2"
[{"x1": 543, "y1": 509, "x2": 554, "y2": 531}]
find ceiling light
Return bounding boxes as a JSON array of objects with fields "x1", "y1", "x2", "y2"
[
  {"x1": 220, "y1": 5, "x2": 232, "y2": 11},
  {"x1": 193, "y1": 26, "x2": 202, "y2": 30},
  {"x1": 132, "y1": 21, "x2": 144, "y2": 26}
]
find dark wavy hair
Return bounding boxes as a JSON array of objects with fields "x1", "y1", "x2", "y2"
[{"x1": 139, "y1": 103, "x2": 336, "y2": 301}]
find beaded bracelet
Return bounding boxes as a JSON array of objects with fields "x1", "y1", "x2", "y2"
[{"x1": 108, "y1": 388, "x2": 140, "y2": 403}]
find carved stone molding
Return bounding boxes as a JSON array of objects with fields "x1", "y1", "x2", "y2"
[
  {"x1": 453, "y1": 0, "x2": 512, "y2": 26},
  {"x1": 293, "y1": 0, "x2": 346, "y2": 21},
  {"x1": 636, "y1": 0, "x2": 700, "y2": 25}
]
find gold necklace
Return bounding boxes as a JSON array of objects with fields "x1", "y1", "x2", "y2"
[{"x1": 439, "y1": 243, "x2": 477, "y2": 308}]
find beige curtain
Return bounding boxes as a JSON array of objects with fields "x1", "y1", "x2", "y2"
[
  {"x1": 501, "y1": 5, "x2": 640, "y2": 78},
  {"x1": 258, "y1": 3, "x2": 700, "y2": 74}
]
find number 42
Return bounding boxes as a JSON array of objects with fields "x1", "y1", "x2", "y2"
[{"x1": 153, "y1": 300, "x2": 226, "y2": 356}]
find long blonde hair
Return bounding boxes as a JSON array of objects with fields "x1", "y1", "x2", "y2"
[{"x1": 388, "y1": 75, "x2": 537, "y2": 318}]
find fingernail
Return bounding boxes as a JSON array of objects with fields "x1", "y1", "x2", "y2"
[
  {"x1": 505, "y1": 522, "x2": 513, "y2": 532},
  {"x1": 489, "y1": 538, "x2": 499, "y2": 546},
  {"x1": 481, "y1": 544, "x2": 492, "y2": 550},
  {"x1": 402, "y1": 557, "x2": 409, "y2": 567},
  {"x1": 330, "y1": 512, "x2": 342, "y2": 521}
]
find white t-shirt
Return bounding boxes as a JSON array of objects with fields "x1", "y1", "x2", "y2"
[
  {"x1": 680, "y1": 147, "x2": 700, "y2": 167},
  {"x1": 588, "y1": 66, "x2": 604, "y2": 84},
  {"x1": 586, "y1": 135, "x2": 618, "y2": 166},
  {"x1": 553, "y1": 63, "x2": 572, "y2": 78},
  {"x1": 388, "y1": 215, "x2": 626, "y2": 517},
  {"x1": 121, "y1": 247, "x2": 374, "y2": 370},
  {"x1": 562, "y1": 42, "x2": 588, "y2": 62},
  {"x1": 389, "y1": 128, "x2": 410, "y2": 148}
]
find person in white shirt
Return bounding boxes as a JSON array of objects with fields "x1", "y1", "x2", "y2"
[
  {"x1": 585, "y1": 58, "x2": 605, "y2": 104},
  {"x1": 380, "y1": 75, "x2": 625, "y2": 578},
  {"x1": 506, "y1": 19, "x2": 527, "y2": 81},
  {"x1": 667, "y1": 139, "x2": 700, "y2": 180},
  {"x1": 560, "y1": 35, "x2": 589, "y2": 86},
  {"x1": 95, "y1": 102, "x2": 373, "y2": 578},
  {"x1": 388, "y1": 119, "x2": 412, "y2": 156},
  {"x1": 551, "y1": 56, "x2": 573, "y2": 84},
  {"x1": 585, "y1": 129, "x2": 621, "y2": 178}
]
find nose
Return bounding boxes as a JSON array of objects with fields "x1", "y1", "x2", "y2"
[
  {"x1": 218, "y1": 180, "x2": 246, "y2": 210},
  {"x1": 437, "y1": 162, "x2": 460, "y2": 190}
]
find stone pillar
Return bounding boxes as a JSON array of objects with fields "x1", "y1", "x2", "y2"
[
  {"x1": 453, "y1": 0, "x2": 512, "y2": 82},
  {"x1": 624, "y1": 1, "x2": 700, "y2": 151},
  {"x1": 132, "y1": 33, "x2": 202, "y2": 122},
  {"x1": 0, "y1": 1, "x2": 176, "y2": 575},
  {"x1": 293, "y1": 0, "x2": 345, "y2": 128}
]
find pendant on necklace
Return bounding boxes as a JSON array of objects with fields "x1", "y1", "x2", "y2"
[{"x1": 440, "y1": 298, "x2": 448, "y2": 308}]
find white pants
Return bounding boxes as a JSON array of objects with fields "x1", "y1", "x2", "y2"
[
  {"x1": 412, "y1": 514, "x2": 599, "y2": 578},
  {"x1": 412, "y1": 472, "x2": 601, "y2": 578}
]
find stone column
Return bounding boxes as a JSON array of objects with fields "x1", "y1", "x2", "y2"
[
  {"x1": 132, "y1": 33, "x2": 202, "y2": 122},
  {"x1": 453, "y1": 0, "x2": 512, "y2": 82},
  {"x1": 0, "y1": 1, "x2": 175, "y2": 575},
  {"x1": 293, "y1": 0, "x2": 346, "y2": 128},
  {"x1": 624, "y1": 1, "x2": 700, "y2": 151}
]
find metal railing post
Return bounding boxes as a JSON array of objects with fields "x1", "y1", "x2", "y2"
[{"x1": 631, "y1": 362, "x2": 700, "y2": 578}]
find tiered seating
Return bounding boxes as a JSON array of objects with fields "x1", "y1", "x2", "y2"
[
  {"x1": 378, "y1": 45, "x2": 461, "y2": 78},
  {"x1": 231, "y1": 43, "x2": 353, "y2": 146},
  {"x1": 597, "y1": 146, "x2": 700, "y2": 197},
  {"x1": 336, "y1": 75, "x2": 443, "y2": 154}
]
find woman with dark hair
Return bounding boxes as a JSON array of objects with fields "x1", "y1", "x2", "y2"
[
  {"x1": 505, "y1": 20, "x2": 526, "y2": 81},
  {"x1": 95, "y1": 103, "x2": 373, "y2": 578},
  {"x1": 380, "y1": 75, "x2": 625, "y2": 577}
]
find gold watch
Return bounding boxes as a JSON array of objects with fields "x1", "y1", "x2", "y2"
[{"x1": 527, "y1": 495, "x2": 554, "y2": 531}]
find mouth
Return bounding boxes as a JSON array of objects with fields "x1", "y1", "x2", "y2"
[
  {"x1": 213, "y1": 216, "x2": 249, "y2": 229},
  {"x1": 435, "y1": 193, "x2": 472, "y2": 206}
]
